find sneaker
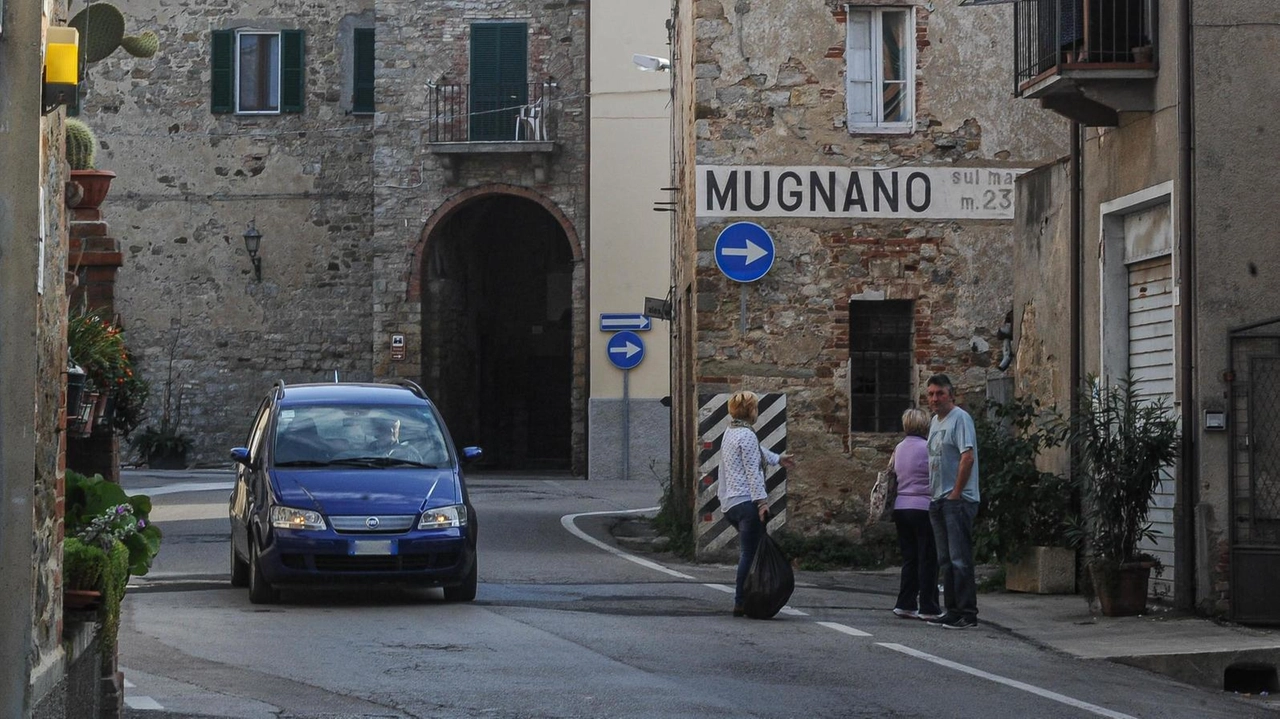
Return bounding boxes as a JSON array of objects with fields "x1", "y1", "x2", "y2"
[
  {"x1": 916, "y1": 612, "x2": 946, "y2": 621},
  {"x1": 926, "y1": 613, "x2": 960, "y2": 626},
  {"x1": 892, "y1": 608, "x2": 919, "y2": 619},
  {"x1": 732, "y1": 606, "x2": 746, "y2": 618},
  {"x1": 941, "y1": 616, "x2": 978, "y2": 630}
]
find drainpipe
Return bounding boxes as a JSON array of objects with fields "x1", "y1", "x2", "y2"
[
  {"x1": 1070, "y1": 122, "x2": 1082, "y2": 426},
  {"x1": 1175, "y1": 0, "x2": 1198, "y2": 613}
]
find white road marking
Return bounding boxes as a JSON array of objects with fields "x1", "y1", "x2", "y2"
[
  {"x1": 560, "y1": 508, "x2": 696, "y2": 580},
  {"x1": 123, "y1": 677, "x2": 135, "y2": 688},
  {"x1": 816, "y1": 621, "x2": 872, "y2": 637},
  {"x1": 126, "y1": 481, "x2": 234, "y2": 497},
  {"x1": 124, "y1": 696, "x2": 164, "y2": 710},
  {"x1": 561, "y1": 510, "x2": 812, "y2": 618},
  {"x1": 876, "y1": 643, "x2": 1138, "y2": 719}
]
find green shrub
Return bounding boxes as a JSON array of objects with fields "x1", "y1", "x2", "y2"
[
  {"x1": 774, "y1": 529, "x2": 895, "y2": 571},
  {"x1": 63, "y1": 537, "x2": 106, "y2": 591}
]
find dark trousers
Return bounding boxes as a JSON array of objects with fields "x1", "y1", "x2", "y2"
[
  {"x1": 892, "y1": 508, "x2": 941, "y2": 615},
  {"x1": 929, "y1": 498, "x2": 979, "y2": 620},
  {"x1": 724, "y1": 501, "x2": 765, "y2": 607}
]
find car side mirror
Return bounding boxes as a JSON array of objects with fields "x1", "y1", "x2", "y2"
[
  {"x1": 462, "y1": 446, "x2": 483, "y2": 463},
  {"x1": 230, "y1": 447, "x2": 254, "y2": 468}
]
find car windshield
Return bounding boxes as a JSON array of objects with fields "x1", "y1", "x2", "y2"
[{"x1": 273, "y1": 404, "x2": 450, "y2": 468}]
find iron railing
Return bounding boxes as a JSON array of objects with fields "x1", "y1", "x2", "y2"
[
  {"x1": 427, "y1": 81, "x2": 554, "y2": 143},
  {"x1": 1015, "y1": 0, "x2": 1156, "y2": 93}
]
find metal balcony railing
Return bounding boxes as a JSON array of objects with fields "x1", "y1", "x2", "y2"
[
  {"x1": 1015, "y1": 0, "x2": 1156, "y2": 94},
  {"x1": 427, "y1": 81, "x2": 554, "y2": 143}
]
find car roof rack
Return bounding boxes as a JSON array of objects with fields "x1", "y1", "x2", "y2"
[
  {"x1": 274, "y1": 379, "x2": 286, "y2": 400},
  {"x1": 384, "y1": 378, "x2": 426, "y2": 399}
]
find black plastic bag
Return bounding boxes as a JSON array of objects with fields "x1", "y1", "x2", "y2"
[{"x1": 742, "y1": 529, "x2": 794, "y2": 619}]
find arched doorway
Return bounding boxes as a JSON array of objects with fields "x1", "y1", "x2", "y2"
[{"x1": 418, "y1": 191, "x2": 576, "y2": 470}]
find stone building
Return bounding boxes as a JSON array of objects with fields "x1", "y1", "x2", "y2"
[
  {"x1": 670, "y1": 0, "x2": 1066, "y2": 554},
  {"x1": 1006, "y1": 0, "x2": 1280, "y2": 620},
  {"x1": 80, "y1": 0, "x2": 672, "y2": 476}
]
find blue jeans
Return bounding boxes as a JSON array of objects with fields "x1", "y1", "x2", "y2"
[
  {"x1": 929, "y1": 498, "x2": 979, "y2": 620},
  {"x1": 724, "y1": 501, "x2": 765, "y2": 607}
]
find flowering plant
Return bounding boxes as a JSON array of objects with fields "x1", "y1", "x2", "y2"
[
  {"x1": 67, "y1": 308, "x2": 129, "y2": 389},
  {"x1": 75, "y1": 503, "x2": 148, "y2": 551}
]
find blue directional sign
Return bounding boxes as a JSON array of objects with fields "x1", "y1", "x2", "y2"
[
  {"x1": 599, "y1": 313, "x2": 652, "y2": 332},
  {"x1": 606, "y1": 331, "x2": 645, "y2": 370},
  {"x1": 714, "y1": 221, "x2": 775, "y2": 283}
]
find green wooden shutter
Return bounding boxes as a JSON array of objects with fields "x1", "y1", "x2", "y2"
[
  {"x1": 353, "y1": 28, "x2": 375, "y2": 113},
  {"x1": 469, "y1": 23, "x2": 527, "y2": 140},
  {"x1": 280, "y1": 29, "x2": 305, "y2": 113},
  {"x1": 211, "y1": 29, "x2": 235, "y2": 114}
]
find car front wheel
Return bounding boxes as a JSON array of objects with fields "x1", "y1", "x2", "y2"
[
  {"x1": 443, "y1": 556, "x2": 477, "y2": 602},
  {"x1": 248, "y1": 537, "x2": 278, "y2": 604},
  {"x1": 230, "y1": 539, "x2": 249, "y2": 588}
]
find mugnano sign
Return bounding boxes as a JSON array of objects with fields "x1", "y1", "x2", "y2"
[{"x1": 697, "y1": 165, "x2": 1028, "y2": 220}]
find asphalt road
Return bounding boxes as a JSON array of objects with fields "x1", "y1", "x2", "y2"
[{"x1": 117, "y1": 470, "x2": 1272, "y2": 719}]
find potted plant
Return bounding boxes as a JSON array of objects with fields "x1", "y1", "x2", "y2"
[
  {"x1": 63, "y1": 537, "x2": 107, "y2": 611},
  {"x1": 65, "y1": 118, "x2": 115, "y2": 209},
  {"x1": 66, "y1": 307, "x2": 131, "y2": 432},
  {"x1": 975, "y1": 396, "x2": 1075, "y2": 594},
  {"x1": 1066, "y1": 377, "x2": 1181, "y2": 616}
]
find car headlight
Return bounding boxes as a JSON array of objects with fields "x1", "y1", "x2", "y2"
[
  {"x1": 270, "y1": 505, "x2": 327, "y2": 531},
  {"x1": 419, "y1": 504, "x2": 467, "y2": 529}
]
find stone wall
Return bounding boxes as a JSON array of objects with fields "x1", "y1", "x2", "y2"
[
  {"x1": 84, "y1": 0, "x2": 377, "y2": 464},
  {"x1": 677, "y1": 0, "x2": 1067, "y2": 537}
]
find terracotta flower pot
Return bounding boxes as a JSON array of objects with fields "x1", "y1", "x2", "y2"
[
  {"x1": 64, "y1": 588, "x2": 102, "y2": 612},
  {"x1": 69, "y1": 169, "x2": 116, "y2": 209}
]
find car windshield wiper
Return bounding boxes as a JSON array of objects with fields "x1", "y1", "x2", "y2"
[
  {"x1": 328, "y1": 457, "x2": 437, "y2": 469},
  {"x1": 274, "y1": 460, "x2": 332, "y2": 467}
]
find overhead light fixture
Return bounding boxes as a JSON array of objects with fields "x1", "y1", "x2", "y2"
[
  {"x1": 632, "y1": 54, "x2": 671, "y2": 72},
  {"x1": 243, "y1": 220, "x2": 263, "y2": 281}
]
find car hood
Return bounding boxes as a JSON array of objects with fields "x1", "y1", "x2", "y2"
[{"x1": 270, "y1": 467, "x2": 462, "y2": 515}]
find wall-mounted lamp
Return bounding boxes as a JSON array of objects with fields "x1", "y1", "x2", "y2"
[
  {"x1": 43, "y1": 26, "x2": 80, "y2": 113},
  {"x1": 243, "y1": 220, "x2": 263, "y2": 280}
]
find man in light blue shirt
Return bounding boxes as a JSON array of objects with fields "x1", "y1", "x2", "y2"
[{"x1": 925, "y1": 374, "x2": 980, "y2": 629}]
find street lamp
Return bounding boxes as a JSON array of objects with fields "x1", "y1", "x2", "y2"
[{"x1": 243, "y1": 220, "x2": 263, "y2": 280}]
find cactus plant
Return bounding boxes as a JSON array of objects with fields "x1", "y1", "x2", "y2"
[
  {"x1": 65, "y1": 118, "x2": 97, "y2": 171},
  {"x1": 70, "y1": 3, "x2": 158, "y2": 67}
]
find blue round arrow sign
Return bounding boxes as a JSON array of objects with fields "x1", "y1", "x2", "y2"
[
  {"x1": 714, "y1": 221, "x2": 776, "y2": 283},
  {"x1": 606, "y1": 330, "x2": 645, "y2": 370}
]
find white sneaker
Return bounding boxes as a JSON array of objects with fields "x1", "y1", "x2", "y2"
[
  {"x1": 916, "y1": 612, "x2": 946, "y2": 621},
  {"x1": 892, "y1": 608, "x2": 920, "y2": 619}
]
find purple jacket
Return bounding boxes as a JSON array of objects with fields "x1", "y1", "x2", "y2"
[{"x1": 893, "y1": 436, "x2": 931, "y2": 511}]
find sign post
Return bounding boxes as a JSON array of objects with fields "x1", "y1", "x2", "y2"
[
  {"x1": 714, "y1": 222, "x2": 776, "y2": 334},
  {"x1": 605, "y1": 330, "x2": 645, "y2": 481}
]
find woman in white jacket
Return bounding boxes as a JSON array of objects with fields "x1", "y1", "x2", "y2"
[{"x1": 718, "y1": 391, "x2": 795, "y2": 616}]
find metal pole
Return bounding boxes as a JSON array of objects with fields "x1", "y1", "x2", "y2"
[
  {"x1": 740, "y1": 284, "x2": 747, "y2": 334},
  {"x1": 622, "y1": 369, "x2": 631, "y2": 481}
]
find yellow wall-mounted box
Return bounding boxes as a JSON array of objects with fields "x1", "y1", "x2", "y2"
[{"x1": 45, "y1": 27, "x2": 80, "y2": 86}]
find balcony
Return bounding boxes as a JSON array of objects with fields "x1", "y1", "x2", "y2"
[
  {"x1": 427, "y1": 80, "x2": 557, "y2": 182},
  {"x1": 1014, "y1": 0, "x2": 1157, "y2": 126}
]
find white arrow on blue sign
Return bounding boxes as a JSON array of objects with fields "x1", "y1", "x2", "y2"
[
  {"x1": 599, "y1": 313, "x2": 652, "y2": 332},
  {"x1": 606, "y1": 330, "x2": 645, "y2": 370},
  {"x1": 714, "y1": 221, "x2": 776, "y2": 283}
]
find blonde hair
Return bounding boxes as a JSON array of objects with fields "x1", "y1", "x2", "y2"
[
  {"x1": 902, "y1": 408, "x2": 930, "y2": 438},
  {"x1": 727, "y1": 391, "x2": 759, "y2": 423}
]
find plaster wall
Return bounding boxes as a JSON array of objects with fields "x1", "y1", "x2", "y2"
[
  {"x1": 1187, "y1": 1, "x2": 1280, "y2": 614},
  {"x1": 676, "y1": 0, "x2": 1066, "y2": 536}
]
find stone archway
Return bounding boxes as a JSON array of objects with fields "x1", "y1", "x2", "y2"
[{"x1": 410, "y1": 185, "x2": 584, "y2": 472}]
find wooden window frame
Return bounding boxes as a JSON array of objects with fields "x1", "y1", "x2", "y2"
[
  {"x1": 235, "y1": 30, "x2": 282, "y2": 114},
  {"x1": 845, "y1": 6, "x2": 915, "y2": 134}
]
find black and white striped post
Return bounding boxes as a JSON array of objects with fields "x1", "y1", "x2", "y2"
[{"x1": 694, "y1": 392, "x2": 788, "y2": 560}]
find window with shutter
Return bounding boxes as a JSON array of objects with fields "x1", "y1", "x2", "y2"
[
  {"x1": 469, "y1": 22, "x2": 528, "y2": 141},
  {"x1": 845, "y1": 7, "x2": 914, "y2": 133},
  {"x1": 352, "y1": 28, "x2": 375, "y2": 114},
  {"x1": 212, "y1": 29, "x2": 304, "y2": 115}
]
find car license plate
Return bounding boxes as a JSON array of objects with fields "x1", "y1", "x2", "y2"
[{"x1": 350, "y1": 539, "x2": 395, "y2": 556}]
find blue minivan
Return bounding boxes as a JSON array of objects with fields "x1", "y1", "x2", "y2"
[{"x1": 229, "y1": 380, "x2": 480, "y2": 604}]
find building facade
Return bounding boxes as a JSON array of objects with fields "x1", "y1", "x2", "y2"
[
  {"x1": 81, "y1": 0, "x2": 671, "y2": 477},
  {"x1": 671, "y1": 0, "x2": 1066, "y2": 555},
  {"x1": 1008, "y1": 0, "x2": 1280, "y2": 619}
]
